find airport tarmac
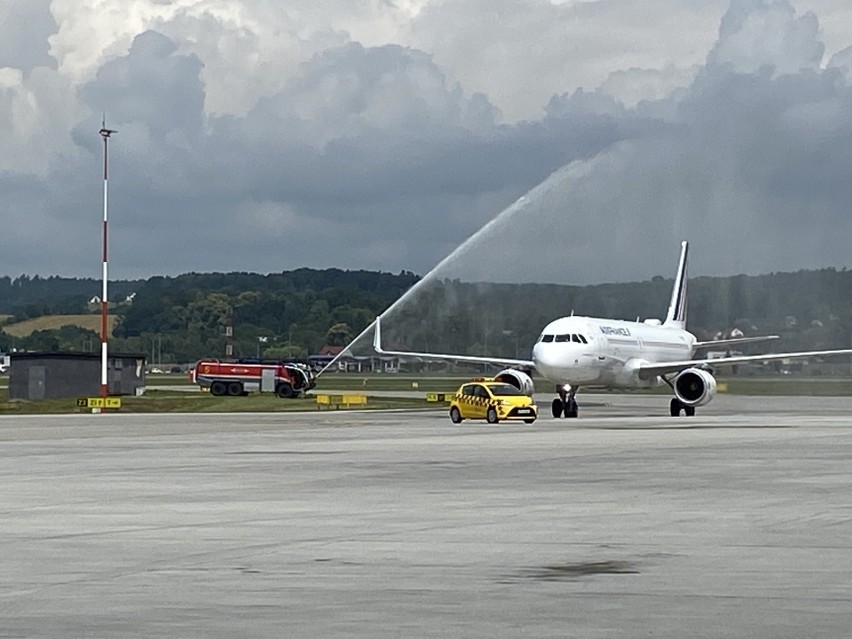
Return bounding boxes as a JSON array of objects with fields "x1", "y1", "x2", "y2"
[{"x1": 2, "y1": 394, "x2": 852, "y2": 637}]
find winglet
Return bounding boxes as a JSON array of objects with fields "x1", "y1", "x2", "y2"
[
  {"x1": 664, "y1": 240, "x2": 689, "y2": 329},
  {"x1": 373, "y1": 316, "x2": 385, "y2": 353}
]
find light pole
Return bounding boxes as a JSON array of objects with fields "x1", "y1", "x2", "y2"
[
  {"x1": 99, "y1": 118, "x2": 117, "y2": 399},
  {"x1": 225, "y1": 307, "x2": 233, "y2": 358}
]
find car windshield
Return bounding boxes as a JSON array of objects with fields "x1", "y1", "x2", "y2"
[{"x1": 486, "y1": 383, "x2": 524, "y2": 397}]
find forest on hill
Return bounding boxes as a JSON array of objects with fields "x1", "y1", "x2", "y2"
[{"x1": 1, "y1": 266, "x2": 851, "y2": 364}]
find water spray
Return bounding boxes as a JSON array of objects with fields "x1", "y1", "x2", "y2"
[{"x1": 316, "y1": 159, "x2": 591, "y2": 378}]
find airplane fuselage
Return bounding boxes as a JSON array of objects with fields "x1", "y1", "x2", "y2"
[{"x1": 532, "y1": 315, "x2": 696, "y2": 388}]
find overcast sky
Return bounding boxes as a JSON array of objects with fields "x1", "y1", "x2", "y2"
[{"x1": 3, "y1": 0, "x2": 852, "y2": 284}]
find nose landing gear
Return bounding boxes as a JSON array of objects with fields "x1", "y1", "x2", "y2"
[{"x1": 551, "y1": 386, "x2": 579, "y2": 418}]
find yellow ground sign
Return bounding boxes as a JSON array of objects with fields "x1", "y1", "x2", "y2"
[
  {"x1": 77, "y1": 397, "x2": 122, "y2": 409},
  {"x1": 315, "y1": 394, "x2": 367, "y2": 409},
  {"x1": 426, "y1": 393, "x2": 453, "y2": 403}
]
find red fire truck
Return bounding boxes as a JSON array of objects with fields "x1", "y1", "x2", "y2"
[{"x1": 191, "y1": 359, "x2": 316, "y2": 398}]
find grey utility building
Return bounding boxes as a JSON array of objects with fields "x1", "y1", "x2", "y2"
[{"x1": 8, "y1": 352, "x2": 146, "y2": 400}]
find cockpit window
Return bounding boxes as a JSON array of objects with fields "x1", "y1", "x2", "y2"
[{"x1": 548, "y1": 333, "x2": 589, "y2": 344}]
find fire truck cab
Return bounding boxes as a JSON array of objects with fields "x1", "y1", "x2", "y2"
[{"x1": 191, "y1": 359, "x2": 316, "y2": 398}]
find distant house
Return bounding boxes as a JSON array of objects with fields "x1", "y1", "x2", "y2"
[
  {"x1": 8, "y1": 351, "x2": 146, "y2": 400},
  {"x1": 308, "y1": 344, "x2": 399, "y2": 373},
  {"x1": 318, "y1": 345, "x2": 345, "y2": 358},
  {"x1": 87, "y1": 293, "x2": 134, "y2": 312}
]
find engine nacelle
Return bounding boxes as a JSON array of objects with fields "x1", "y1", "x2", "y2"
[
  {"x1": 494, "y1": 369, "x2": 535, "y2": 397},
  {"x1": 673, "y1": 368, "x2": 717, "y2": 407}
]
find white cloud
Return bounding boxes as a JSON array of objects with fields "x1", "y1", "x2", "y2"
[
  {"x1": 0, "y1": 66, "x2": 81, "y2": 174},
  {"x1": 600, "y1": 65, "x2": 700, "y2": 109},
  {"x1": 408, "y1": 0, "x2": 729, "y2": 121},
  {"x1": 708, "y1": 0, "x2": 824, "y2": 74},
  {"x1": 0, "y1": 0, "x2": 57, "y2": 71}
]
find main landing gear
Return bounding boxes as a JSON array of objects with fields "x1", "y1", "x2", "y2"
[
  {"x1": 669, "y1": 397, "x2": 695, "y2": 417},
  {"x1": 551, "y1": 386, "x2": 579, "y2": 418},
  {"x1": 662, "y1": 375, "x2": 695, "y2": 417}
]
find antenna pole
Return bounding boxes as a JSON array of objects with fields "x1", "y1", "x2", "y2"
[{"x1": 99, "y1": 119, "x2": 117, "y2": 399}]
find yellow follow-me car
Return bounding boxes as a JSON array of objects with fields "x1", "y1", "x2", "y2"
[{"x1": 449, "y1": 379, "x2": 538, "y2": 424}]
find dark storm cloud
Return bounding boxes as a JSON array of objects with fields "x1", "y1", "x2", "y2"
[
  {"x1": 56, "y1": 35, "x2": 634, "y2": 277},
  {"x1": 2, "y1": 0, "x2": 852, "y2": 284},
  {"x1": 416, "y1": 0, "x2": 852, "y2": 284},
  {"x1": 78, "y1": 31, "x2": 205, "y2": 142},
  {"x1": 444, "y1": 68, "x2": 852, "y2": 284}
]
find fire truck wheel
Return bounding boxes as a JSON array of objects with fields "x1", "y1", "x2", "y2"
[
  {"x1": 227, "y1": 382, "x2": 243, "y2": 396},
  {"x1": 276, "y1": 382, "x2": 294, "y2": 398},
  {"x1": 210, "y1": 381, "x2": 227, "y2": 396}
]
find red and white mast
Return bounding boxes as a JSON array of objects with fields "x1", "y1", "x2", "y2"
[{"x1": 99, "y1": 119, "x2": 117, "y2": 398}]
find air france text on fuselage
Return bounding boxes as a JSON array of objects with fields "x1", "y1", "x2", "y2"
[{"x1": 599, "y1": 326, "x2": 631, "y2": 337}]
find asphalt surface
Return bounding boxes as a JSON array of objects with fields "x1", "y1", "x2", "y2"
[{"x1": 2, "y1": 394, "x2": 852, "y2": 637}]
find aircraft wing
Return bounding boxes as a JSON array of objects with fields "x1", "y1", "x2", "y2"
[
  {"x1": 637, "y1": 348, "x2": 852, "y2": 379},
  {"x1": 693, "y1": 335, "x2": 780, "y2": 349},
  {"x1": 373, "y1": 316, "x2": 535, "y2": 369}
]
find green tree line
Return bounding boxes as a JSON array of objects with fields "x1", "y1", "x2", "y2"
[{"x1": 1, "y1": 267, "x2": 851, "y2": 362}]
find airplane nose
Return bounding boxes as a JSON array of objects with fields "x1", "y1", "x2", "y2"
[
  {"x1": 533, "y1": 342, "x2": 596, "y2": 384},
  {"x1": 533, "y1": 343, "x2": 563, "y2": 376}
]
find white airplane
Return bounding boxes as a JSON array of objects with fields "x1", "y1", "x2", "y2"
[{"x1": 374, "y1": 241, "x2": 852, "y2": 417}]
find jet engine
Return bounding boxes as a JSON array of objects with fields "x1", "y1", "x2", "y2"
[
  {"x1": 494, "y1": 369, "x2": 535, "y2": 397},
  {"x1": 673, "y1": 368, "x2": 717, "y2": 407}
]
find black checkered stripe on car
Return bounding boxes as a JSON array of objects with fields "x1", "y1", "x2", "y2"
[{"x1": 454, "y1": 394, "x2": 496, "y2": 408}]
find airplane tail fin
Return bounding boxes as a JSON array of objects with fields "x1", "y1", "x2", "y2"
[{"x1": 663, "y1": 241, "x2": 688, "y2": 329}]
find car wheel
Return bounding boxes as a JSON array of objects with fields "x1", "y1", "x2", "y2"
[
  {"x1": 210, "y1": 381, "x2": 227, "y2": 396},
  {"x1": 486, "y1": 407, "x2": 499, "y2": 424},
  {"x1": 276, "y1": 382, "x2": 294, "y2": 398},
  {"x1": 227, "y1": 382, "x2": 243, "y2": 396},
  {"x1": 450, "y1": 407, "x2": 463, "y2": 423}
]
